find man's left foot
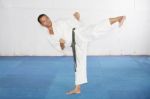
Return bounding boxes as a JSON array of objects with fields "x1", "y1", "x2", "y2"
[
  {"x1": 119, "y1": 16, "x2": 126, "y2": 27},
  {"x1": 66, "y1": 89, "x2": 80, "y2": 95}
]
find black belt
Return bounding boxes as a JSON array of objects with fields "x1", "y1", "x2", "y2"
[{"x1": 71, "y1": 28, "x2": 77, "y2": 72}]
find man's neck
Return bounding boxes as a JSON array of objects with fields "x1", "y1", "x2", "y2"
[{"x1": 48, "y1": 26, "x2": 54, "y2": 35}]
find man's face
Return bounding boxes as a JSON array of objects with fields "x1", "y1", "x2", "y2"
[{"x1": 39, "y1": 16, "x2": 52, "y2": 28}]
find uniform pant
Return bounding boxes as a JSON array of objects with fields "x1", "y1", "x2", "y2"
[{"x1": 72, "y1": 19, "x2": 118, "y2": 85}]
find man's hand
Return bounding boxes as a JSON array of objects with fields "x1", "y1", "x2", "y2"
[
  {"x1": 73, "y1": 12, "x2": 80, "y2": 21},
  {"x1": 59, "y1": 38, "x2": 65, "y2": 50},
  {"x1": 59, "y1": 38, "x2": 65, "y2": 43}
]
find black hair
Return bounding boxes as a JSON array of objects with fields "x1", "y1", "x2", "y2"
[{"x1": 37, "y1": 14, "x2": 47, "y2": 24}]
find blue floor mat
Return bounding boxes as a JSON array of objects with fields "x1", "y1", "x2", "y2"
[{"x1": 0, "y1": 56, "x2": 150, "y2": 99}]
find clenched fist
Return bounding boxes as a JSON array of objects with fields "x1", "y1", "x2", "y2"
[
  {"x1": 59, "y1": 38, "x2": 65, "y2": 43},
  {"x1": 59, "y1": 38, "x2": 65, "y2": 50}
]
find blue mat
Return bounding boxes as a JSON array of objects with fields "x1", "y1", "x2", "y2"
[{"x1": 0, "y1": 56, "x2": 150, "y2": 99}]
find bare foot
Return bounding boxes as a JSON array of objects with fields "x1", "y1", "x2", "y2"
[
  {"x1": 66, "y1": 85, "x2": 81, "y2": 95},
  {"x1": 119, "y1": 16, "x2": 126, "y2": 27},
  {"x1": 66, "y1": 89, "x2": 80, "y2": 95}
]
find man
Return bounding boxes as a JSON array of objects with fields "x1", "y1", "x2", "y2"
[{"x1": 37, "y1": 12, "x2": 126, "y2": 94}]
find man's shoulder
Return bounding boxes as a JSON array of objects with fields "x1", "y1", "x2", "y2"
[{"x1": 54, "y1": 18, "x2": 67, "y2": 24}]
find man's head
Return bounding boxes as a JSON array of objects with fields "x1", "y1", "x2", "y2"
[{"x1": 37, "y1": 14, "x2": 52, "y2": 28}]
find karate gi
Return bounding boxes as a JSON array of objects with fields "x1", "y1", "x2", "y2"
[{"x1": 47, "y1": 17, "x2": 119, "y2": 85}]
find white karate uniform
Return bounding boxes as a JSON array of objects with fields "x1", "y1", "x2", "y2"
[
  {"x1": 47, "y1": 17, "x2": 78, "y2": 52},
  {"x1": 47, "y1": 17, "x2": 119, "y2": 85}
]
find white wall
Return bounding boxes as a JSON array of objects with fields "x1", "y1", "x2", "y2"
[{"x1": 0, "y1": 0, "x2": 150, "y2": 56}]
